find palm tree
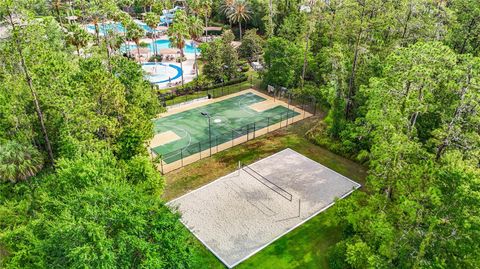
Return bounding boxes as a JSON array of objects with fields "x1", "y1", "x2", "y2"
[
  {"x1": 220, "y1": 0, "x2": 235, "y2": 27},
  {"x1": 65, "y1": 23, "x2": 90, "y2": 56},
  {"x1": 227, "y1": 0, "x2": 251, "y2": 40},
  {"x1": 86, "y1": 0, "x2": 105, "y2": 45},
  {"x1": 220, "y1": 0, "x2": 235, "y2": 15},
  {"x1": 50, "y1": 0, "x2": 64, "y2": 26},
  {"x1": 197, "y1": 0, "x2": 212, "y2": 39},
  {"x1": 0, "y1": 141, "x2": 44, "y2": 183},
  {"x1": 116, "y1": 11, "x2": 133, "y2": 57},
  {"x1": 188, "y1": 16, "x2": 203, "y2": 41},
  {"x1": 168, "y1": 10, "x2": 190, "y2": 86},
  {"x1": 126, "y1": 22, "x2": 145, "y2": 62},
  {"x1": 188, "y1": 16, "x2": 203, "y2": 77},
  {"x1": 145, "y1": 12, "x2": 159, "y2": 55}
]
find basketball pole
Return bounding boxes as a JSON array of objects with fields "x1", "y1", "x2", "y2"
[
  {"x1": 298, "y1": 199, "x2": 301, "y2": 218},
  {"x1": 238, "y1": 161, "x2": 241, "y2": 176}
]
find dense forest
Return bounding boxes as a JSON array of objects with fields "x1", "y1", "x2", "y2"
[{"x1": 0, "y1": 0, "x2": 479, "y2": 268}]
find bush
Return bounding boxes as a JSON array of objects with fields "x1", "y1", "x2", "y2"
[
  {"x1": 148, "y1": 54, "x2": 163, "y2": 62},
  {"x1": 239, "y1": 63, "x2": 250, "y2": 72},
  {"x1": 176, "y1": 56, "x2": 187, "y2": 62},
  {"x1": 157, "y1": 74, "x2": 249, "y2": 101}
]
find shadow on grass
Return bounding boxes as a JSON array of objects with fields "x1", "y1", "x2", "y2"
[{"x1": 162, "y1": 118, "x2": 367, "y2": 269}]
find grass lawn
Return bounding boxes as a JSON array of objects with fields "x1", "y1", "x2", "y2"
[{"x1": 162, "y1": 118, "x2": 367, "y2": 268}]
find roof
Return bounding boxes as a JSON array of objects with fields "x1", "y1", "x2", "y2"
[
  {"x1": 130, "y1": 47, "x2": 151, "y2": 54},
  {"x1": 204, "y1": 26, "x2": 223, "y2": 32}
]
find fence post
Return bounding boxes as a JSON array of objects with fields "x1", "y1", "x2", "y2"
[
  {"x1": 304, "y1": 98, "x2": 306, "y2": 118},
  {"x1": 253, "y1": 122, "x2": 256, "y2": 139},
  {"x1": 216, "y1": 135, "x2": 218, "y2": 153},
  {"x1": 198, "y1": 142, "x2": 201, "y2": 159},
  {"x1": 160, "y1": 157, "x2": 164, "y2": 174},
  {"x1": 302, "y1": 98, "x2": 306, "y2": 119},
  {"x1": 267, "y1": 117, "x2": 270, "y2": 132},
  {"x1": 180, "y1": 149, "x2": 183, "y2": 167},
  {"x1": 287, "y1": 93, "x2": 291, "y2": 110},
  {"x1": 232, "y1": 130, "x2": 234, "y2": 147}
]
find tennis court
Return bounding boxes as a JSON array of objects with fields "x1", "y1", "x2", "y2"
[
  {"x1": 168, "y1": 149, "x2": 361, "y2": 268},
  {"x1": 151, "y1": 89, "x2": 313, "y2": 173}
]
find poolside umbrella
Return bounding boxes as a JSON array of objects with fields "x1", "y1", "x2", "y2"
[
  {"x1": 131, "y1": 47, "x2": 150, "y2": 55},
  {"x1": 159, "y1": 48, "x2": 179, "y2": 55},
  {"x1": 131, "y1": 47, "x2": 151, "y2": 61}
]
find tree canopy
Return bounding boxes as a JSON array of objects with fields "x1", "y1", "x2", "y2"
[
  {"x1": 0, "y1": 1, "x2": 202, "y2": 267},
  {"x1": 1, "y1": 0, "x2": 479, "y2": 268}
]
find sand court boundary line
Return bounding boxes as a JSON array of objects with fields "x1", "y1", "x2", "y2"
[{"x1": 167, "y1": 148, "x2": 361, "y2": 268}]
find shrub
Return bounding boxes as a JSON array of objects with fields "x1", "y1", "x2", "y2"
[
  {"x1": 148, "y1": 54, "x2": 163, "y2": 62},
  {"x1": 176, "y1": 56, "x2": 187, "y2": 62}
]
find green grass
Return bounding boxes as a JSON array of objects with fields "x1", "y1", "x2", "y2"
[
  {"x1": 163, "y1": 118, "x2": 367, "y2": 268},
  {"x1": 237, "y1": 210, "x2": 341, "y2": 269}
]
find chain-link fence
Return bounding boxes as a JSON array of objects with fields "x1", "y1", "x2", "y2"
[
  {"x1": 157, "y1": 75, "x2": 261, "y2": 108},
  {"x1": 156, "y1": 92, "x2": 317, "y2": 174}
]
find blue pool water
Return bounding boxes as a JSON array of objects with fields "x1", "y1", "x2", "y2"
[
  {"x1": 142, "y1": 62, "x2": 183, "y2": 84},
  {"x1": 87, "y1": 22, "x2": 153, "y2": 35},
  {"x1": 87, "y1": 23, "x2": 125, "y2": 34},
  {"x1": 124, "y1": 39, "x2": 199, "y2": 54},
  {"x1": 152, "y1": 40, "x2": 199, "y2": 54}
]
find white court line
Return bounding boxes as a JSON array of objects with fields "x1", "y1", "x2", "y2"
[
  {"x1": 167, "y1": 148, "x2": 362, "y2": 268},
  {"x1": 158, "y1": 126, "x2": 192, "y2": 161},
  {"x1": 236, "y1": 93, "x2": 259, "y2": 115}
]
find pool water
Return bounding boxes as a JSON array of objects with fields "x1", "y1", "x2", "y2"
[
  {"x1": 87, "y1": 22, "x2": 153, "y2": 35},
  {"x1": 123, "y1": 39, "x2": 199, "y2": 54},
  {"x1": 152, "y1": 40, "x2": 198, "y2": 54},
  {"x1": 142, "y1": 62, "x2": 183, "y2": 84},
  {"x1": 87, "y1": 23, "x2": 125, "y2": 35}
]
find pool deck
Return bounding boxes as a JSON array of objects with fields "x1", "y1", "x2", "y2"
[{"x1": 128, "y1": 37, "x2": 198, "y2": 89}]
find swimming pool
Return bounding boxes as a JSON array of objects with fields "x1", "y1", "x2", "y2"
[
  {"x1": 142, "y1": 62, "x2": 183, "y2": 84},
  {"x1": 124, "y1": 39, "x2": 199, "y2": 54},
  {"x1": 87, "y1": 21, "x2": 153, "y2": 35},
  {"x1": 87, "y1": 22, "x2": 125, "y2": 35}
]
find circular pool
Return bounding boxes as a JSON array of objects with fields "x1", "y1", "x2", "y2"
[{"x1": 142, "y1": 62, "x2": 182, "y2": 84}]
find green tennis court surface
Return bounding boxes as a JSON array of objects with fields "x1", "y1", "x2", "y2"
[{"x1": 152, "y1": 92, "x2": 299, "y2": 163}]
